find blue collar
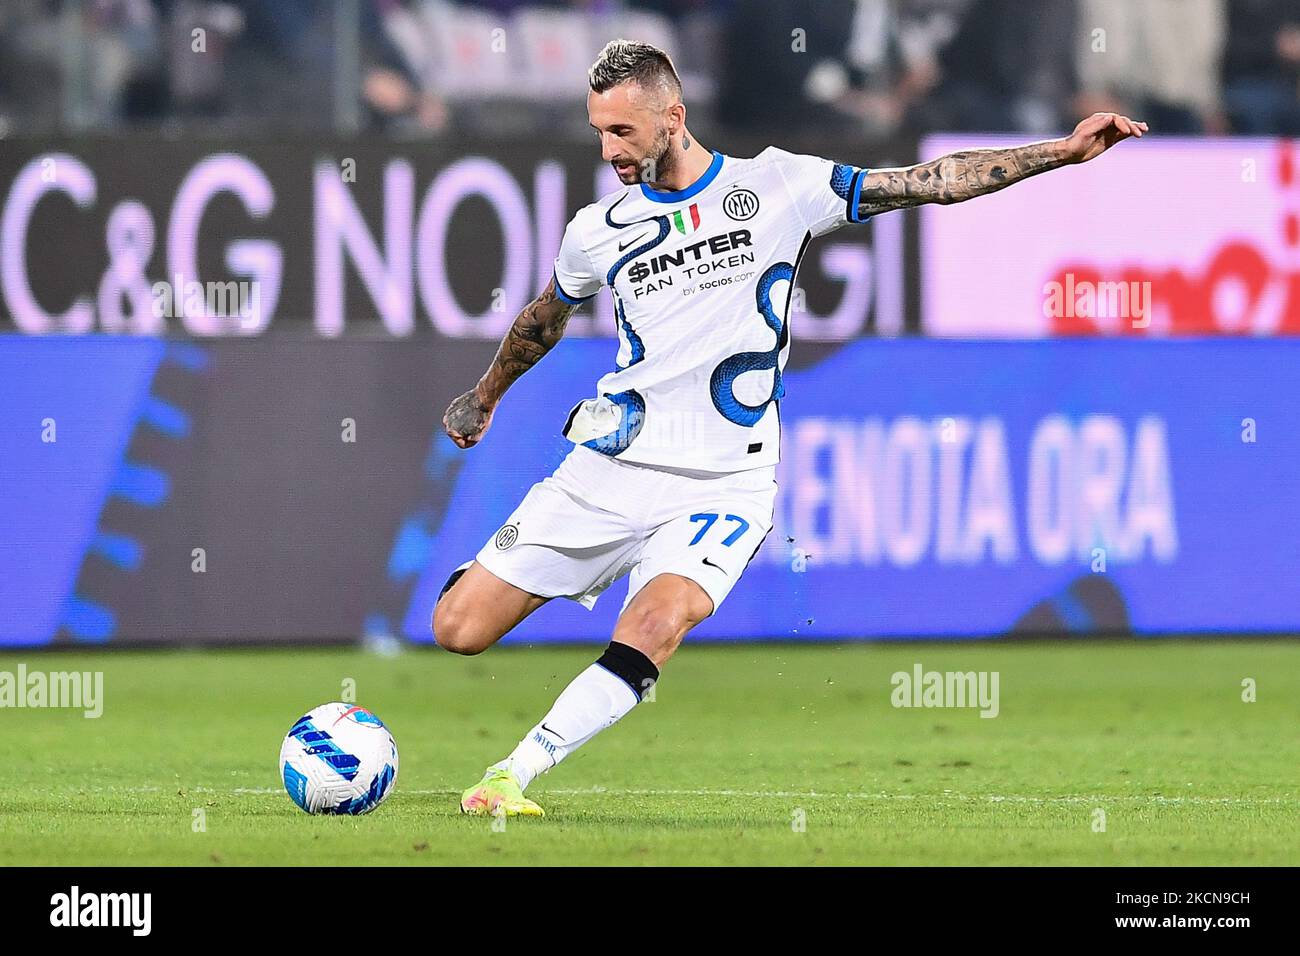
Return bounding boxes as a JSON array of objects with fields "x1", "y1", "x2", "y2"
[{"x1": 640, "y1": 150, "x2": 725, "y2": 203}]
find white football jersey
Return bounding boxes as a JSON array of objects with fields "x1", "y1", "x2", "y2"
[{"x1": 553, "y1": 147, "x2": 871, "y2": 474}]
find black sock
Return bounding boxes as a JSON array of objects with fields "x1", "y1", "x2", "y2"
[{"x1": 596, "y1": 641, "x2": 660, "y2": 701}]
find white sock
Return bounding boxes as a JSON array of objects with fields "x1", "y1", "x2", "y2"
[{"x1": 492, "y1": 662, "x2": 644, "y2": 791}]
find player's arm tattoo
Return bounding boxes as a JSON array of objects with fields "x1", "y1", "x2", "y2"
[
  {"x1": 444, "y1": 278, "x2": 580, "y2": 439},
  {"x1": 856, "y1": 139, "x2": 1069, "y2": 218},
  {"x1": 477, "y1": 277, "x2": 579, "y2": 405}
]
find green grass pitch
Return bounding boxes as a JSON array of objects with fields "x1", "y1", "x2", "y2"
[{"x1": 1, "y1": 640, "x2": 1297, "y2": 865}]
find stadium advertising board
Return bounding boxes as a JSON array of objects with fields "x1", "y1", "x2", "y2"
[
  {"x1": 2, "y1": 336, "x2": 1294, "y2": 645},
  {"x1": 0, "y1": 137, "x2": 901, "y2": 340},
  {"x1": 920, "y1": 135, "x2": 1300, "y2": 337}
]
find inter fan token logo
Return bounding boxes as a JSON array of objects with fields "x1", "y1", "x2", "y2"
[
  {"x1": 723, "y1": 188, "x2": 760, "y2": 221},
  {"x1": 494, "y1": 524, "x2": 519, "y2": 550}
]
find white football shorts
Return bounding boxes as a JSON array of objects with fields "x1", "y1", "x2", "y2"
[{"x1": 473, "y1": 443, "x2": 777, "y2": 617}]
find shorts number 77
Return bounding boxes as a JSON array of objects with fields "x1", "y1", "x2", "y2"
[{"x1": 688, "y1": 512, "x2": 750, "y2": 547}]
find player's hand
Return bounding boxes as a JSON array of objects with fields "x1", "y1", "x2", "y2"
[
  {"x1": 1062, "y1": 112, "x2": 1147, "y2": 164},
  {"x1": 443, "y1": 387, "x2": 496, "y2": 449}
]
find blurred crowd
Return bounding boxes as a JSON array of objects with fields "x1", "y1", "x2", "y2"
[{"x1": 2, "y1": 0, "x2": 1300, "y2": 139}]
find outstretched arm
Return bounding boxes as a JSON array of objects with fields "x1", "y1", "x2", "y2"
[
  {"x1": 856, "y1": 112, "x2": 1148, "y2": 218},
  {"x1": 442, "y1": 277, "x2": 580, "y2": 449}
]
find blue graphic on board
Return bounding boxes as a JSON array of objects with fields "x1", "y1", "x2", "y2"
[
  {"x1": 404, "y1": 339, "x2": 1300, "y2": 640},
  {"x1": 0, "y1": 338, "x2": 162, "y2": 644},
  {"x1": 0, "y1": 337, "x2": 204, "y2": 645}
]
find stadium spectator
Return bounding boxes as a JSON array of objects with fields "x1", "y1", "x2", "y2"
[
  {"x1": 0, "y1": 1, "x2": 67, "y2": 132},
  {"x1": 359, "y1": 0, "x2": 448, "y2": 134},
  {"x1": 718, "y1": 0, "x2": 858, "y2": 135},
  {"x1": 1222, "y1": 0, "x2": 1300, "y2": 134},
  {"x1": 15, "y1": 0, "x2": 1300, "y2": 138},
  {"x1": 914, "y1": 0, "x2": 1075, "y2": 133},
  {"x1": 1074, "y1": 0, "x2": 1226, "y2": 133},
  {"x1": 834, "y1": 0, "x2": 972, "y2": 137},
  {"x1": 0, "y1": 0, "x2": 165, "y2": 130},
  {"x1": 719, "y1": 0, "x2": 969, "y2": 138}
]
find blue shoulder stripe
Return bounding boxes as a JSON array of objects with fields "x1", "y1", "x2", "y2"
[{"x1": 848, "y1": 168, "x2": 871, "y2": 223}]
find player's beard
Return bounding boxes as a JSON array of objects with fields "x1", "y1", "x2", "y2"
[{"x1": 615, "y1": 125, "x2": 675, "y2": 186}]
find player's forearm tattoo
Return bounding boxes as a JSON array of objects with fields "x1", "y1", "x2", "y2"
[
  {"x1": 473, "y1": 278, "x2": 580, "y2": 409},
  {"x1": 856, "y1": 140, "x2": 1068, "y2": 217}
]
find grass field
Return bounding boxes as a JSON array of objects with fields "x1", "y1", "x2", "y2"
[{"x1": 1, "y1": 640, "x2": 1297, "y2": 866}]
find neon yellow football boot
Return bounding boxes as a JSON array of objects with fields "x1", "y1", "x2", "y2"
[{"x1": 459, "y1": 766, "x2": 545, "y2": 817}]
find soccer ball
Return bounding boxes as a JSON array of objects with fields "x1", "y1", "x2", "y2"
[{"x1": 279, "y1": 702, "x2": 399, "y2": 815}]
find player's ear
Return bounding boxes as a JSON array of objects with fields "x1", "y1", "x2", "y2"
[{"x1": 666, "y1": 100, "x2": 685, "y2": 133}]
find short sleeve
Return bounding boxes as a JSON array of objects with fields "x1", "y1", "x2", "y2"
[
  {"x1": 776, "y1": 151, "x2": 871, "y2": 238},
  {"x1": 552, "y1": 212, "x2": 602, "y2": 304}
]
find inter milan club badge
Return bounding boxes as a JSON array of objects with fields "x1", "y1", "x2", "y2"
[
  {"x1": 494, "y1": 524, "x2": 519, "y2": 551},
  {"x1": 723, "y1": 188, "x2": 760, "y2": 221}
]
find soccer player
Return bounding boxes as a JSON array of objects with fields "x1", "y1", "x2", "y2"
[{"x1": 436, "y1": 40, "x2": 1146, "y2": 816}]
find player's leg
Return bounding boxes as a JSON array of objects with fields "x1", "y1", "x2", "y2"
[
  {"x1": 466, "y1": 469, "x2": 775, "y2": 814},
  {"x1": 460, "y1": 582, "x2": 698, "y2": 818},
  {"x1": 434, "y1": 446, "x2": 637, "y2": 657},
  {"x1": 431, "y1": 560, "x2": 551, "y2": 656},
  {"x1": 607, "y1": 570, "x2": 715, "y2": 667},
  {"x1": 610, "y1": 466, "x2": 777, "y2": 667},
  {"x1": 453, "y1": 447, "x2": 651, "y2": 816}
]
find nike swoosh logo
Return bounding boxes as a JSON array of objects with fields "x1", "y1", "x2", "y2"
[
  {"x1": 618, "y1": 234, "x2": 650, "y2": 252},
  {"x1": 701, "y1": 556, "x2": 729, "y2": 575},
  {"x1": 540, "y1": 722, "x2": 566, "y2": 741}
]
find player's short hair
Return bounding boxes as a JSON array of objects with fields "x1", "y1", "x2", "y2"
[{"x1": 588, "y1": 39, "x2": 682, "y2": 102}]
